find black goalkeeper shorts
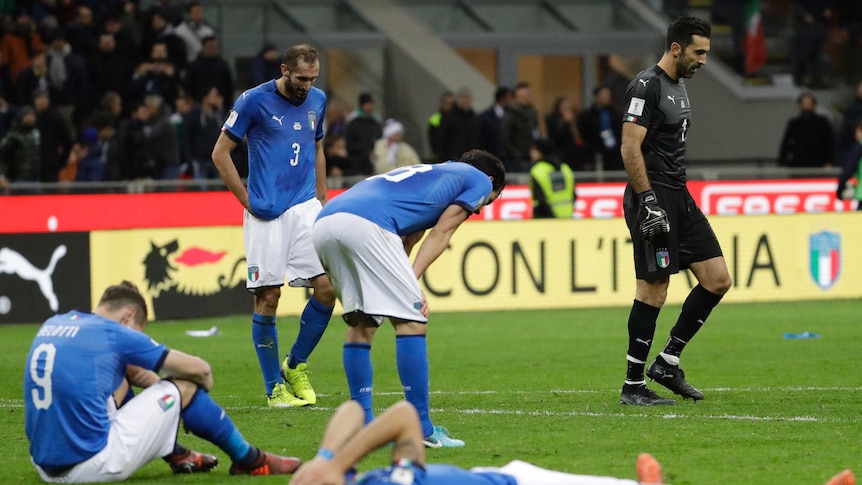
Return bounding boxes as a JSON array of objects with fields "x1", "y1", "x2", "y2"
[{"x1": 623, "y1": 184, "x2": 723, "y2": 281}]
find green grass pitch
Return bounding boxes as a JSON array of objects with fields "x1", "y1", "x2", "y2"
[{"x1": 1, "y1": 300, "x2": 859, "y2": 484}]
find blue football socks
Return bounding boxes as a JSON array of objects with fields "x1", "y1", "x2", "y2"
[
  {"x1": 396, "y1": 334, "x2": 433, "y2": 437},
  {"x1": 343, "y1": 342, "x2": 374, "y2": 424},
  {"x1": 252, "y1": 313, "x2": 280, "y2": 396},
  {"x1": 182, "y1": 388, "x2": 251, "y2": 463},
  {"x1": 287, "y1": 296, "x2": 333, "y2": 368}
]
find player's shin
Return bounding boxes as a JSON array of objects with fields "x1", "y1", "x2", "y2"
[
  {"x1": 343, "y1": 342, "x2": 375, "y2": 423},
  {"x1": 626, "y1": 300, "x2": 660, "y2": 383},
  {"x1": 182, "y1": 388, "x2": 256, "y2": 464},
  {"x1": 661, "y1": 284, "x2": 723, "y2": 363},
  {"x1": 252, "y1": 313, "x2": 281, "y2": 395},
  {"x1": 288, "y1": 296, "x2": 333, "y2": 367},
  {"x1": 395, "y1": 334, "x2": 433, "y2": 437}
]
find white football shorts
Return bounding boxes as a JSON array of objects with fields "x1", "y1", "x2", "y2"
[
  {"x1": 245, "y1": 197, "x2": 326, "y2": 289},
  {"x1": 473, "y1": 460, "x2": 639, "y2": 485},
  {"x1": 34, "y1": 380, "x2": 181, "y2": 483},
  {"x1": 313, "y1": 212, "x2": 427, "y2": 324}
]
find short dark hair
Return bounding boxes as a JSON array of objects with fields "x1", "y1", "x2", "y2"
[
  {"x1": 186, "y1": 1, "x2": 201, "y2": 12},
  {"x1": 797, "y1": 91, "x2": 817, "y2": 106},
  {"x1": 283, "y1": 44, "x2": 319, "y2": 71},
  {"x1": 665, "y1": 16, "x2": 711, "y2": 52},
  {"x1": 494, "y1": 86, "x2": 510, "y2": 103},
  {"x1": 457, "y1": 149, "x2": 506, "y2": 193},
  {"x1": 592, "y1": 84, "x2": 611, "y2": 97},
  {"x1": 99, "y1": 281, "x2": 148, "y2": 325}
]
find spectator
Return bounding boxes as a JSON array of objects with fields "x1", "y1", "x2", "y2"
[
  {"x1": 324, "y1": 134, "x2": 350, "y2": 177},
  {"x1": 89, "y1": 33, "x2": 131, "y2": 100},
  {"x1": 144, "y1": 94, "x2": 180, "y2": 180},
  {"x1": 836, "y1": 120, "x2": 862, "y2": 209},
  {"x1": 578, "y1": 85, "x2": 624, "y2": 171},
  {"x1": 344, "y1": 92, "x2": 381, "y2": 176},
  {"x1": 142, "y1": 9, "x2": 187, "y2": 70},
  {"x1": 251, "y1": 42, "x2": 282, "y2": 86},
  {"x1": 0, "y1": 107, "x2": 41, "y2": 182},
  {"x1": 74, "y1": 126, "x2": 107, "y2": 182},
  {"x1": 544, "y1": 96, "x2": 590, "y2": 171},
  {"x1": 92, "y1": 91, "x2": 123, "y2": 126},
  {"x1": 171, "y1": 94, "x2": 193, "y2": 176},
  {"x1": 173, "y1": 1, "x2": 215, "y2": 63},
  {"x1": 478, "y1": 85, "x2": 511, "y2": 162},
  {"x1": 16, "y1": 51, "x2": 49, "y2": 105},
  {"x1": 184, "y1": 35, "x2": 233, "y2": 105},
  {"x1": 44, "y1": 28, "x2": 89, "y2": 124},
  {"x1": 185, "y1": 87, "x2": 226, "y2": 181},
  {"x1": 778, "y1": 92, "x2": 835, "y2": 168},
  {"x1": 440, "y1": 87, "x2": 479, "y2": 161},
  {"x1": 102, "y1": 13, "x2": 139, "y2": 68},
  {"x1": 793, "y1": 0, "x2": 833, "y2": 88},
  {"x1": 838, "y1": 81, "x2": 862, "y2": 155},
  {"x1": 372, "y1": 119, "x2": 421, "y2": 174},
  {"x1": 66, "y1": 6, "x2": 99, "y2": 62},
  {"x1": 34, "y1": 87, "x2": 74, "y2": 183},
  {"x1": 0, "y1": 13, "x2": 45, "y2": 97},
  {"x1": 142, "y1": 0, "x2": 184, "y2": 29},
  {"x1": 325, "y1": 98, "x2": 348, "y2": 138},
  {"x1": 501, "y1": 82, "x2": 539, "y2": 173},
  {"x1": 127, "y1": 42, "x2": 179, "y2": 107},
  {"x1": 426, "y1": 91, "x2": 453, "y2": 162},
  {"x1": 0, "y1": 97, "x2": 14, "y2": 142},
  {"x1": 117, "y1": 102, "x2": 157, "y2": 180}
]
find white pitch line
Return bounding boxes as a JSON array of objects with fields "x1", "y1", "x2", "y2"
[{"x1": 209, "y1": 405, "x2": 829, "y2": 423}]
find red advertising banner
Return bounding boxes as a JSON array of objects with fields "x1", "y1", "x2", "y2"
[{"x1": 1, "y1": 179, "x2": 853, "y2": 234}]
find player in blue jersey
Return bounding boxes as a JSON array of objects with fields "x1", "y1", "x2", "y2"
[
  {"x1": 313, "y1": 149, "x2": 506, "y2": 448},
  {"x1": 24, "y1": 281, "x2": 303, "y2": 482},
  {"x1": 290, "y1": 400, "x2": 856, "y2": 485},
  {"x1": 212, "y1": 43, "x2": 336, "y2": 408},
  {"x1": 289, "y1": 399, "x2": 667, "y2": 485}
]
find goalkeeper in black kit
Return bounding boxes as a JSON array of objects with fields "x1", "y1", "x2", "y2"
[{"x1": 618, "y1": 16, "x2": 731, "y2": 406}]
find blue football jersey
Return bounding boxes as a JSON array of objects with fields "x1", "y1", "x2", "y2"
[
  {"x1": 24, "y1": 311, "x2": 168, "y2": 468},
  {"x1": 318, "y1": 162, "x2": 492, "y2": 236},
  {"x1": 223, "y1": 80, "x2": 326, "y2": 220},
  {"x1": 353, "y1": 464, "x2": 516, "y2": 485}
]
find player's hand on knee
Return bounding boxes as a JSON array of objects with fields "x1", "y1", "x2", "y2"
[{"x1": 637, "y1": 190, "x2": 670, "y2": 241}]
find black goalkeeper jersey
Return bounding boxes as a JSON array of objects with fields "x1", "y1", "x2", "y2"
[{"x1": 622, "y1": 65, "x2": 691, "y2": 189}]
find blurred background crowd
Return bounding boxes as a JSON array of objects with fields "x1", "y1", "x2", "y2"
[{"x1": 0, "y1": 0, "x2": 861, "y2": 191}]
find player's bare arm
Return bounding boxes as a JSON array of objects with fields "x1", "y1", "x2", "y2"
[
  {"x1": 411, "y1": 205, "x2": 470, "y2": 278},
  {"x1": 621, "y1": 122, "x2": 651, "y2": 193},
  {"x1": 315, "y1": 138, "x2": 328, "y2": 205},
  {"x1": 212, "y1": 132, "x2": 253, "y2": 215},
  {"x1": 125, "y1": 364, "x2": 160, "y2": 388},
  {"x1": 161, "y1": 349, "x2": 214, "y2": 392}
]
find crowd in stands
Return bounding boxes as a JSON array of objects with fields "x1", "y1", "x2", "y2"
[{"x1": 0, "y1": 0, "x2": 248, "y2": 189}]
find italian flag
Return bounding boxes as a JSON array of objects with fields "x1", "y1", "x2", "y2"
[{"x1": 745, "y1": 0, "x2": 767, "y2": 75}]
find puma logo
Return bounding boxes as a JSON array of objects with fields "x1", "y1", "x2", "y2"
[
  {"x1": 256, "y1": 342, "x2": 274, "y2": 349},
  {"x1": 639, "y1": 79, "x2": 649, "y2": 87},
  {"x1": 272, "y1": 115, "x2": 284, "y2": 126},
  {"x1": 635, "y1": 338, "x2": 652, "y2": 346},
  {"x1": 0, "y1": 245, "x2": 67, "y2": 311},
  {"x1": 667, "y1": 95, "x2": 675, "y2": 104}
]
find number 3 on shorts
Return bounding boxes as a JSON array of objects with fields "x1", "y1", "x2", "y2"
[
  {"x1": 29, "y1": 343, "x2": 57, "y2": 410},
  {"x1": 371, "y1": 164, "x2": 433, "y2": 183}
]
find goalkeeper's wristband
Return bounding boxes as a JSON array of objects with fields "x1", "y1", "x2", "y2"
[{"x1": 638, "y1": 189, "x2": 657, "y2": 205}]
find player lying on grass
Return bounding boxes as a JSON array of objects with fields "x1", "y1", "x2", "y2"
[
  {"x1": 290, "y1": 400, "x2": 856, "y2": 485},
  {"x1": 24, "y1": 281, "x2": 302, "y2": 482}
]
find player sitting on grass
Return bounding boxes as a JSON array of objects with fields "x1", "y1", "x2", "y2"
[
  {"x1": 24, "y1": 281, "x2": 302, "y2": 482},
  {"x1": 289, "y1": 400, "x2": 856, "y2": 485}
]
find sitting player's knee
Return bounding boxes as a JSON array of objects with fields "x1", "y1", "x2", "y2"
[{"x1": 166, "y1": 379, "x2": 199, "y2": 407}]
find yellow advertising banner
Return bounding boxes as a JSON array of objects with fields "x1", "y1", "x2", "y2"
[
  {"x1": 90, "y1": 213, "x2": 861, "y2": 320},
  {"x1": 422, "y1": 212, "x2": 862, "y2": 312},
  {"x1": 89, "y1": 227, "x2": 313, "y2": 321}
]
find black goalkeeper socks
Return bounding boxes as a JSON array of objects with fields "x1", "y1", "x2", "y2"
[{"x1": 625, "y1": 299, "x2": 660, "y2": 382}]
